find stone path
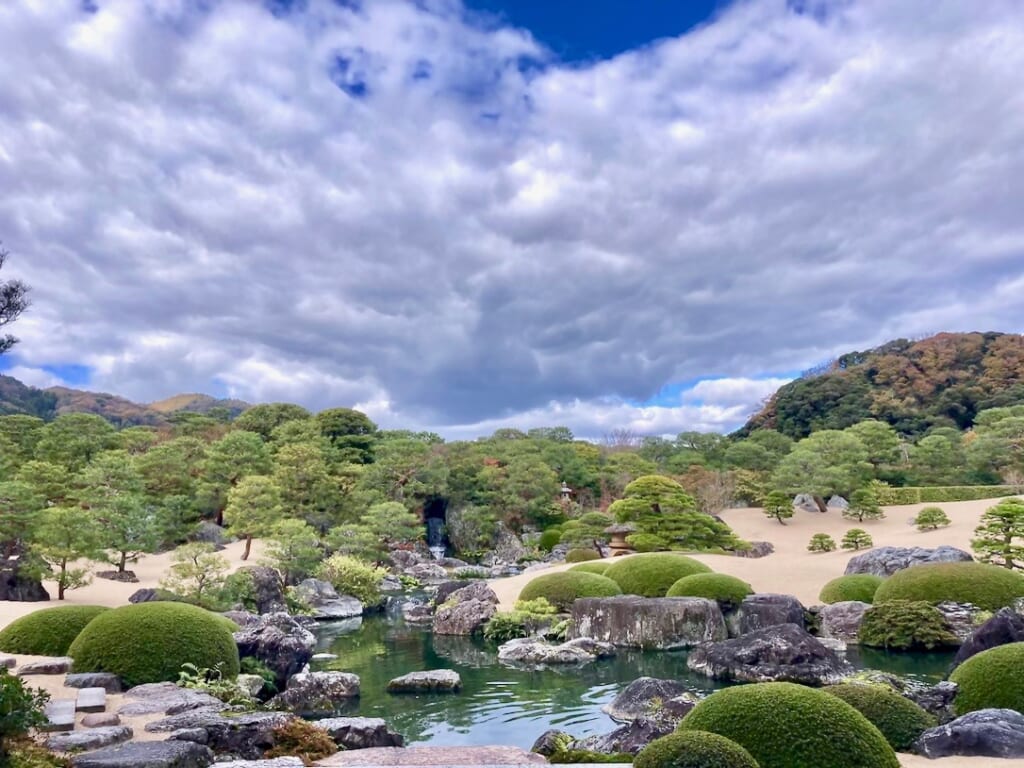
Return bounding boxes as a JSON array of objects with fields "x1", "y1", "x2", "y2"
[{"x1": 316, "y1": 747, "x2": 547, "y2": 766}]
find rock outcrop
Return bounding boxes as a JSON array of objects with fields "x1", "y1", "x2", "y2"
[
  {"x1": 148, "y1": 709, "x2": 297, "y2": 760},
  {"x1": 602, "y1": 677, "x2": 698, "y2": 727},
  {"x1": 844, "y1": 546, "x2": 973, "y2": 577},
  {"x1": 317, "y1": 717, "x2": 404, "y2": 749},
  {"x1": 568, "y1": 597, "x2": 726, "y2": 650},
  {"x1": 573, "y1": 718, "x2": 673, "y2": 755},
  {"x1": 233, "y1": 612, "x2": 316, "y2": 687},
  {"x1": 729, "y1": 593, "x2": 805, "y2": 636},
  {"x1": 497, "y1": 638, "x2": 615, "y2": 666},
  {"x1": 71, "y1": 740, "x2": 214, "y2": 767},
  {"x1": 915, "y1": 709, "x2": 1024, "y2": 758},
  {"x1": 432, "y1": 582, "x2": 498, "y2": 636},
  {"x1": 236, "y1": 566, "x2": 286, "y2": 614},
  {"x1": 818, "y1": 601, "x2": 871, "y2": 642},
  {"x1": 291, "y1": 579, "x2": 363, "y2": 620},
  {"x1": 268, "y1": 671, "x2": 360, "y2": 716},
  {"x1": 0, "y1": 553, "x2": 49, "y2": 602},
  {"x1": 953, "y1": 607, "x2": 1024, "y2": 669}
]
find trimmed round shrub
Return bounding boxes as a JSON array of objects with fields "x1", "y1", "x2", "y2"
[
  {"x1": 666, "y1": 574, "x2": 753, "y2": 608},
  {"x1": 678, "y1": 682, "x2": 900, "y2": 768},
  {"x1": 68, "y1": 602, "x2": 240, "y2": 687},
  {"x1": 949, "y1": 642, "x2": 1024, "y2": 715},
  {"x1": 518, "y1": 571, "x2": 622, "y2": 612},
  {"x1": 858, "y1": 600, "x2": 958, "y2": 650},
  {"x1": 872, "y1": 561, "x2": 1024, "y2": 611},
  {"x1": 570, "y1": 561, "x2": 612, "y2": 576},
  {"x1": 819, "y1": 575, "x2": 884, "y2": 605},
  {"x1": 565, "y1": 548, "x2": 601, "y2": 563},
  {"x1": 604, "y1": 553, "x2": 713, "y2": 598},
  {"x1": 824, "y1": 683, "x2": 936, "y2": 751},
  {"x1": 539, "y1": 529, "x2": 563, "y2": 552},
  {"x1": 636, "y1": 731, "x2": 759, "y2": 768},
  {"x1": 0, "y1": 606, "x2": 110, "y2": 657}
]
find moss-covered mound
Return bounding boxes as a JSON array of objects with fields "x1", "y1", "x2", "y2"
[
  {"x1": 69, "y1": 602, "x2": 240, "y2": 687},
  {"x1": 857, "y1": 600, "x2": 958, "y2": 650},
  {"x1": 635, "y1": 731, "x2": 759, "y2": 768},
  {"x1": 678, "y1": 682, "x2": 899, "y2": 768},
  {"x1": 872, "y1": 562, "x2": 1024, "y2": 611},
  {"x1": 604, "y1": 553, "x2": 713, "y2": 598},
  {"x1": 518, "y1": 571, "x2": 622, "y2": 612},
  {"x1": 824, "y1": 683, "x2": 936, "y2": 751},
  {"x1": 0, "y1": 606, "x2": 110, "y2": 657},
  {"x1": 570, "y1": 561, "x2": 612, "y2": 576},
  {"x1": 565, "y1": 548, "x2": 602, "y2": 563},
  {"x1": 949, "y1": 642, "x2": 1024, "y2": 715},
  {"x1": 819, "y1": 575, "x2": 884, "y2": 605},
  {"x1": 666, "y1": 574, "x2": 753, "y2": 608}
]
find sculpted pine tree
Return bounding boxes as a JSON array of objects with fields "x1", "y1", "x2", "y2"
[
  {"x1": 763, "y1": 490, "x2": 794, "y2": 525},
  {"x1": 0, "y1": 244, "x2": 29, "y2": 355},
  {"x1": 807, "y1": 533, "x2": 837, "y2": 552},
  {"x1": 845, "y1": 488, "x2": 885, "y2": 523},
  {"x1": 972, "y1": 497, "x2": 1024, "y2": 570},
  {"x1": 841, "y1": 528, "x2": 874, "y2": 551}
]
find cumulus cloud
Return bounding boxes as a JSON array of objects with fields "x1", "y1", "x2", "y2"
[{"x1": 0, "y1": 0, "x2": 1023, "y2": 437}]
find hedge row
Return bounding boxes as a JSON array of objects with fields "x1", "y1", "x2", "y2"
[{"x1": 873, "y1": 485, "x2": 1024, "y2": 506}]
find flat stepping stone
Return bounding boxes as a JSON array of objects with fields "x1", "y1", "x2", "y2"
[
  {"x1": 77, "y1": 686, "x2": 107, "y2": 712},
  {"x1": 18, "y1": 657, "x2": 72, "y2": 675},
  {"x1": 71, "y1": 740, "x2": 214, "y2": 767},
  {"x1": 219, "y1": 760, "x2": 305, "y2": 767},
  {"x1": 386, "y1": 670, "x2": 461, "y2": 694},
  {"x1": 66, "y1": 672, "x2": 123, "y2": 693},
  {"x1": 315, "y1": 746, "x2": 546, "y2": 765},
  {"x1": 41, "y1": 699, "x2": 77, "y2": 733},
  {"x1": 48, "y1": 725, "x2": 133, "y2": 753},
  {"x1": 82, "y1": 712, "x2": 121, "y2": 728}
]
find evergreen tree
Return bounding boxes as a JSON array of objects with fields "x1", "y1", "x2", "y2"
[
  {"x1": 841, "y1": 528, "x2": 873, "y2": 550},
  {"x1": 763, "y1": 490, "x2": 794, "y2": 525},
  {"x1": 972, "y1": 497, "x2": 1024, "y2": 569}
]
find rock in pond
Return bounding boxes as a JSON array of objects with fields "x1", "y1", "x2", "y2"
[
  {"x1": 405, "y1": 563, "x2": 448, "y2": 582},
  {"x1": 233, "y1": 612, "x2": 316, "y2": 687},
  {"x1": 602, "y1": 677, "x2": 698, "y2": 726},
  {"x1": 402, "y1": 601, "x2": 435, "y2": 625},
  {"x1": 498, "y1": 637, "x2": 615, "y2": 666},
  {"x1": 818, "y1": 600, "x2": 871, "y2": 642},
  {"x1": 953, "y1": 607, "x2": 1024, "y2": 669},
  {"x1": 292, "y1": 579, "x2": 363, "y2": 620},
  {"x1": 573, "y1": 718, "x2": 673, "y2": 755},
  {"x1": 147, "y1": 709, "x2": 297, "y2": 760},
  {"x1": 916, "y1": 709, "x2": 1024, "y2": 758},
  {"x1": 387, "y1": 670, "x2": 462, "y2": 694},
  {"x1": 729, "y1": 593, "x2": 805, "y2": 636},
  {"x1": 269, "y1": 671, "x2": 360, "y2": 716},
  {"x1": 844, "y1": 545, "x2": 973, "y2": 577},
  {"x1": 71, "y1": 741, "x2": 214, "y2": 768},
  {"x1": 568, "y1": 596, "x2": 726, "y2": 650},
  {"x1": 687, "y1": 623, "x2": 850, "y2": 685},
  {"x1": 433, "y1": 582, "x2": 499, "y2": 636},
  {"x1": 48, "y1": 726, "x2": 133, "y2": 752},
  {"x1": 317, "y1": 717, "x2": 404, "y2": 749}
]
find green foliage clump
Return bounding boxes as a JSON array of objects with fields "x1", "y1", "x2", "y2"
[
  {"x1": 315, "y1": 554, "x2": 387, "y2": 606},
  {"x1": 857, "y1": 600, "x2": 958, "y2": 650},
  {"x1": 678, "y1": 682, "x2": 900, "y2": 768},
  {"x1": 0, "y1": 670, "x2": 49, "y2": 763},
  {"x1": 565, "y1": 548, "x2": 601, "y2": 563},
  {"x1": 844, "y1": 488, "x2": 885, "y2": 523},
  {"x1": 604, "y1": 553, "x2": 712, "y2": 598},
  {"x1": 841, "y1": 529, "x2": 873, "y2": 550},
  {"x1": 570, "y1": 561, "x2": 612, "y2": 575},
  {"x1": 0, "y1": 606, "x2": 109, "y2": 656},
  {"x1": 762, "y1": 490, "x2": 794, "y2": 525},
  {"x1": 539, "y1": 528, "x2": 563, "y2": 552},
  {"x1": 807, "y1": 533, "x2": 837, "y2": 552},
  {"x1": 949, "y1": 642, "x2": 1024, "y2": 715},
  {"x1": 914, "y1": 506, "x2": 951, "y2": 531},
  {"x1": 264, "y1": 718, "x2": 338, "y2": 761},
  {"x1": 68, "y1": 602, "x2": 240, "y2": 687},
  {"x1": 874, "y1": 485, "x2": 1024, "y2": 506},
  {"x1": 824, "y1": 683, "x2": 935, "y2": 752},
  {"x1": 484, "y1": 598, "x2": 557, "y2": 643},
  {"x1": 819, "y1": 575, "x2": 884, "y2": 605},
  {"x1": 666, "y1": 573, "x2": 753, "y2": 609},
  {"x1": 518, "y1": 571, "x2": 622, "y2": 612},
  {"x1": 872, "y1": 561, "x2": 1024, "y2": 611},
  {"x1": 635, "y1": 731, "x2": 759, "y2": 768},
  {"x1": 972, "y1": 497, "x2": 1024, "y2": 570},
  {"x1": 548, "y1": 750, "x2": 633, "y2": 764},
  {"x1": 624, "y1": 533, "x2": 669, "y2": 552}
]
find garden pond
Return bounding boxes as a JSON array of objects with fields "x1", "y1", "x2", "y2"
[{"x1": 311, "y1": 613, "x2": 956, "y2": 749}]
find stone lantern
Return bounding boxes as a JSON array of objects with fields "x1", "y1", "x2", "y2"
[{"x1": 604, "y1": 523, "x2": 636, "y2": 556}]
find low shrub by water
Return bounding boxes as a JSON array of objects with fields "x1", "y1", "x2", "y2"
[
  {"x1": 666, "y1": 574, "x2": 752, "y2": 609},
  {"x1": 949, "y1": 642, "x2": 1024, "y2": 715},
  {"x1": 872, "y1": 561, "x2": 1024, "y2": 611},
  {"x1": 518, "y1": 571, "x2": 622, "y2": 611},
  {"x1": 636, "y1": 731, "x2": 758, "y2": 768},
  {"x1": 604, "y1": 553, "x2": 712, "y2": 598},
  {"x1": 857, "y1": 600, "x2": 958, "y2": 650},
  {"x1": 824, "y1": 683, "x2": 936, "y2": 751},
  {"x1": 0, "y1": 606, "x2": 109, "y2": 657},
  {"x1": 819, "y1": 575, "x2": 884, "y2": 605}
]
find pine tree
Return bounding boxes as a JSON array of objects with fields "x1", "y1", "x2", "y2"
[
  {"x1": 763, "y1": 491, "x2": 794, "y2": 525},
  {"x1": 807, "y1": 533, "x2": 837, "y2": 552},
  {"x1": 841, "y1": 528, "x2": 873, "y2": 551},
  {"x1": 972, "y1": 497, "x2": 1024, "y2": 569},
  {"x1": 844, "y1": 488, "x2": 885, "y2": 523}
]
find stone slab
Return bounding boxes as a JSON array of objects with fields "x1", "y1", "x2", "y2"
[
  {"x1": 48, "y1": 725, "x2": 133, "y2": 752},
  {"x1": 315, "y1": 747, "x2": 546, "y2": 766},
  {"x1": 42, "y1": 699, "x2": 77, "y2": 732},
  {"x1": 71, "y1": 740, "x2": 214, "y2": 768},
  {"x1": 77, "y1": 686, "x2": 108, "y2": 712},
  {"x1": 66, "y1": 672, "x2": 123, "y2": 693},
  {"x1": 18, "y1": 656, "x2": 72, "y2": 675}
]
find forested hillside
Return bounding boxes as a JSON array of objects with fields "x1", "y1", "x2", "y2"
[{"x1": 743, "y1": 332, "x2": 1024, "y2": 439}]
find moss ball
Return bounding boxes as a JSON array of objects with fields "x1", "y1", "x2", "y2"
[
  {"x1": 678, "y1": 682, "x2": 899, "y2": 768},
  {"x1": 819, "y1": 575, "x2": 885, "y2": 605},
  {"x1": 539, "y1": 529, "x2": 563, "y2": 552},
  {"x1": 604, "y1": 553, "x2": 713, "y2": 598},
  {"x1": 570, "y1": 561, "x2": 612, "y2": 576},
  {"x1": 949, "y1": 642, "x2": 1024, "y2": 715},
  {"x1": 68, "y1": 602, "x2": 240, "y2": 687},
  {"x1": 565, "y1": 548, "x2": 602, "y2": 563},
  {"x1": 518, "y1": 571, "x2": 622, "y2": 612},
  {"x1": 824, "y1": 683, "x2": 937, "y2": 751},
  {"x1": 872, "y1": 562, "x2": 1024, "y2": 611},
  {"x1": 635, "y1": 731, "x2": 759, "y2": 768},
  {"x1": 0, "y1": 606, "x2": 110, "y2": 657},
  {"x1": 666, "y1": 574, "x2": 753, "y2": 608}
]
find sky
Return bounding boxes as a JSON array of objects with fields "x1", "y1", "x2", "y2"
[{"x1": 1, "y1": 0, "x2": 1023, "y2": 440}]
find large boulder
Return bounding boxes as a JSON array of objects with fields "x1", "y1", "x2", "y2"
[
  {"x1": 953, "y1": 607, "x2": 1024, "y2": 669},
  {"x1": 147, "y1": 708, "x2": 296, "y2": 759},
  {"x1": 729, "y1": 593, "x2": 805, "y2": 636},
  {"x1": 268, "y1": 671, "x2": 360, "y2": 716},
  {"x1": 573, "y1": 718, "x2": 673, "y2": 755},
  {"x1": 844, "y1": 545, "x2": 973, "y2": 577},
  {"x1": 793, "y1": 493, "x2": 822, "y2": 513},
  {"x1": 734, "y1": 541, "x2": 774, "y2": 559},
  {"x1": 117, "y1": 682, "x2": 224, "y2": 717},
  {"x1": 915, "y1": 709, "x2": 1024, "y2": 758},
  {"x1": 568, "y1": 597, "x2": 726, "y2": 650},
  {"x1": 291, "y1": 579, "x2": 363, "y2": 620},
  {"x1": 405, "y1": 563, "x2": 448, "y2": 582},
  {"x1": 497, "y1": 638, "x2": 615, "y2": 666},
  {"x1": 602, "y1": 677, "x2": 698, "y2": 727},
  {"x1": 65, "y1": 672, "x2": 123, "y2": 693},
  {"x1": 687, "y1": 623, "x2": 850, "y2": 685},
  {"x1": 432, "y1": 582, "x2": 498, "y2": 636},
  {"x1": 317, "y1": 717, "x2": 404, "y2": 749},
  {"x1": 236, "y1": 566, "x2": 286, "y2": 615},
  {"x1": 0, "y1": 554, "x2": 49, "y2": 601},
  {"x1": 827, "y1": 495, "x2": 849, "y2": 511},
  {"x1": 233, "y1": 612, "x2": 315, "y2": 688},
  {"x1": 819, "y1": 601, "x2": 871, "y2": 642},
  {"x1": 936, "y1": 601, "x2": 984, "y2": 641},
  {"x1": 387, "y1": 670, "x2": 461, "y2": 693},
  {"x1": 48, "y1": 726, "x2": 133, "y2": 752},
  {"x1": 71, "y1": 740, "x2": 214, "y2": 767},
  {"x1": 493, "y1": 523, "x2": 528, "y2": 564}
]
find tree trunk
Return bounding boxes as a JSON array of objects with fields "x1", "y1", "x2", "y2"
[
  {"x1": 119, "y1": 550, "x2": 127, "y2": 573},
  {"x1": 242, "y1": 534, "x2": 252, "y2": 561},
  {"x1": 58, "y1": 560, "x2": 66, "y2": 600}
]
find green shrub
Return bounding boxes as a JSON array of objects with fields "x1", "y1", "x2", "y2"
[
  {"x1": 549, "y1": 750, "x2": 633, "y2": 764},
  {"x1": 824, "y1": 683, "x2": 936, "y2": 751},
  {"x1": 0, "y1": 606, "x2": 110, "y2": 657},
  {"x1": 264, "y1": 719, "x2": 338, "y2": 761},
  {"x1": 565, "y1": 548, "x2": 601, "y2": 563},
  {"x1": 483, "y1": 599, "x2": 556, "y2": 644},
  {"x1": 678, "y1": 682, "x2": 899, "y2": 768},
  {"x1": 68, "y1": 602, "x2": 240, "y2": 687},
  {"x1": 624, "y1": 533, "x2": 669, "y2": 552},
  {"x1": 604, "y1": 553, "x2": 712, "y2": 598},
  {"x1": 570, "y1": 561, "x2": 612, "y2": 575},
  {"x1": 315, "y1": 554, "x2": 386, "y2": 606},
  {"x1": 949, "y1": 642, "x2": 1024, "y2": 715},
  {"x1": 872, "y1": 561, "x2": 1024, "y2": 611},
  {"x1": 518, "y1": 571, "x2": 622, "y2": 611},
  {"x1": 841, "y1": 529, "x2": 873, "y2": 550},
  {"x1": 0, "y1": 670, "x2": 49, "y2": 762},
  {"x1": 539, "y1": 529, "x2": 563, "y2": 552},
  {"x1": 858, "y1": 600, "x2": 958, "y2": 650},
  {"x1": 872, "y1": 484, "x2": 1024, "y2": 505},
  {"x1": 636, "y1": 731, "x2": 759, "y2": 768},
  {"x1": 819, "y1": 575, "x2": 884, "y2": 605},
  {"x1": 914, "y1": 506, "x2": 951, "y2": 531},
  {"x1": 666, "y1": 574, "x2": 753, "y2": 609},
  {"x1": 807, "y1": 533, "x2": 837, "y2": 552}
]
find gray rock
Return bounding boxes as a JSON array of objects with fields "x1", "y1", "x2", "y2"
[
  {"x1": 387, "y1": 669, "x2": 461, "y2": 693},
  {"x1": 844, "y1": 545, "x2": 974, "y2": 577},
  {"x1": 167, "y1": 728, "x2": 209, "y2": 745},
  {"x1": 953, "y1": 607, "x2": 1024, "y2": 669},
  {"x1": 602, "y1": 678, "x2": 698, "y2": 727},
  {"x1": 48, "y1": 725, "x2": 133, "y2": 752},
  {"x1": 96, "y1": 570, "x2": 140, "y2": 583},
  {"x1": 0, "y1": 552, "x2": 49, "y2": 601},
  {"x1": 433, "y1": 598, "x2": 496, "y2": 636},
  {"x1": 17, "y1": 657, "x2": 72, "y2": 675},
  {"x1": 236, "y1": 566, "x2": 287, "y2": 614},
  {"x1": 0, "y1": 655, "x2": 15, "y2": 669},
  {"x1": 292, "y1": 579, "x2": 363, "y2": 620},
  {"x1": 118, "y1": 682, "x2": 224, "y2": 717},
  {"x1": 827, "y1": 495, "x2": 849, "y2": 510},
  {"x1": 71, "y1": 741, "x2": 214, "y2": 768},
  {"x1": 916, "y1": 709, "x2": 1024, "y2": 758},
  {"x1": 405, "y1": 563, "x2": 448, "y2": 581},
  {"x1": 729, "y1": 593, "x2": 805, "y2": 636},
  {"x1": 573, "y1": 718, "x2": 673, "y2": 755},
  {"x1": 402, "y1": 601, "x2": 435, "y2": 625},
  {"x1": 734, "y1": 541, "x2": 774, "y2": 559},
  {"x1": 66, "y1": 672, "x2": 123, "y2": 693},
  {"x1": 82, "y1": 712, "x2": 121, "y2": 727},
  {"x1": 388, "y1": 550, "x2": 424, "y2": 571},
  {"x1": 317, "y1": 717, "x2": 404, "y2": 749},
  {"x1": 794, "y1": 493, "x2": 822, "y2": 513},
  {"x1": 531, "y1": 729, "x2": 572, "y2": 757},
  {"x1": 233, "y1": 612, "x2": 316, "y2": 687},
  {"x1": 687, "y1": 623, "x2": 850, "y2": 685},
  {"x1": 216, "y1": 761, "x2": 305, "y2": 768},
  {"x1": 146, "y1": 709, "x2": 295, "y2": 759},
  {"x1": 569, "y1": 597, "x2": 727, "y2": 650},
  {"x1": 433, "y1": 581, "x2": 473, "y2": 604},
  {"x1": 936, "y1": 601, "x2": 983, "y2": 642},
  {"x1": 819, "y1": 601, "x2": 871, "y2": 642},
  {"x1": 269, "y1": 671, "x2": 360, "y2": 716},
  {"x1": 192, "y1": 521, "x2": 232, "y2": 547},
  {"x1": 498, "y1": 637, "x2": 616, "y2": 666},
  {"x1": 221, "y1": 610, "x2": 261, "y2": 627},
  {"x1": 445, "y1": 580, "x2": 499, "y2": 605},
  {"x1": 494, "y1": 523, "x2": 529, "y2": 563},
  {"x1": 128, "y1": 588, "x2": 163, "y2": 603},
  {"x1": 236, "y1": 674, "x2": 266, "y2": 698}
]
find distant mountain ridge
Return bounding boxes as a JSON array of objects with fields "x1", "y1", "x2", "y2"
[
  {"x1": 742, "y1": 331, "x2": 1024, "y2": 439},
  {"x1": 0, "y1": 375, "x2": 249, "y2": 427}
]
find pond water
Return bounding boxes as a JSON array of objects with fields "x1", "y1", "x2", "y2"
[{"x1": 311, "y1": 614, "x2": 956, "y2": 749}]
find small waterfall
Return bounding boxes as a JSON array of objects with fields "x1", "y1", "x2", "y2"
[{"x1": 426, "y1": 516, "x2": 446, "y2": 560}]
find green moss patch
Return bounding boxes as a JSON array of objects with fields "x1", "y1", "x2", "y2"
[
  {"x1": 872, "y1": 561, "x2": 1024, "y2": 611},
  {"x1": 636, "y1": 731, "x2": 759, "y2": 768},
  {"x1": 570, "y1": 561, "x2": 612, "y2": 576},
  {"x1": 949, "y1": 642, "x2": 1024, "y2": 715},
  {"x1": 819, "y1": 575, "x2": 884, "y2": 605},
  {"x1": 666, "y1": 574, "x2": 753, "y2": 609},
  {"x1": 824, "y1": 683, "x2": 936, "y2": 751},
  {"x1": 604, "y1": 554, "x2": 713, "y2": 598},
  {"x1": 0, "y1": 606, "x2": 110, "y2": 657},
  {"x1": 518, "y1": 571, "x2": 622, "y2": 612}
]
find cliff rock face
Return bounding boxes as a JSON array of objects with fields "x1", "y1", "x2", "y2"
[{"x1": 568, "y1": 597, "x2": 726, "y2": 650}]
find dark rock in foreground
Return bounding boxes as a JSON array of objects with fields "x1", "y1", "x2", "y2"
[
  {"x1": 71, "y1": 740, "x2": 214, "y2": 768},
  {"x1": 953, "y1": 607, "x2": 1024, "y2": 669},
  {"x1": 117, "y1": 682, "x2": 223, "y2": 717},
  {"x1": 844, "y1": 545, "x2": 973, "y2": 577},
  {"x1": 569, "y1": 596, "x2": 726, "y2": 650},
  {"x1": 818, "y1": 601, "x2": 870, "y2": 642},
  {"x1": 148, "y1": 708, "x2": 297, "y2": 760},
  {"x1": 915, "y1": 709, "x2": 1024, "y2": 758},
  {"x1": 573, "y1": 717, "x2": 672, "y2": 755},
  {"x1": 48, "y1": 725, "x2": 133, "y2": 752},
  {"x1": 66, "y1": 672, "x2": 123, "y2": 693},
  {"x1": 233, "y1": 612, "x2": 316, "y2": 687}
]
